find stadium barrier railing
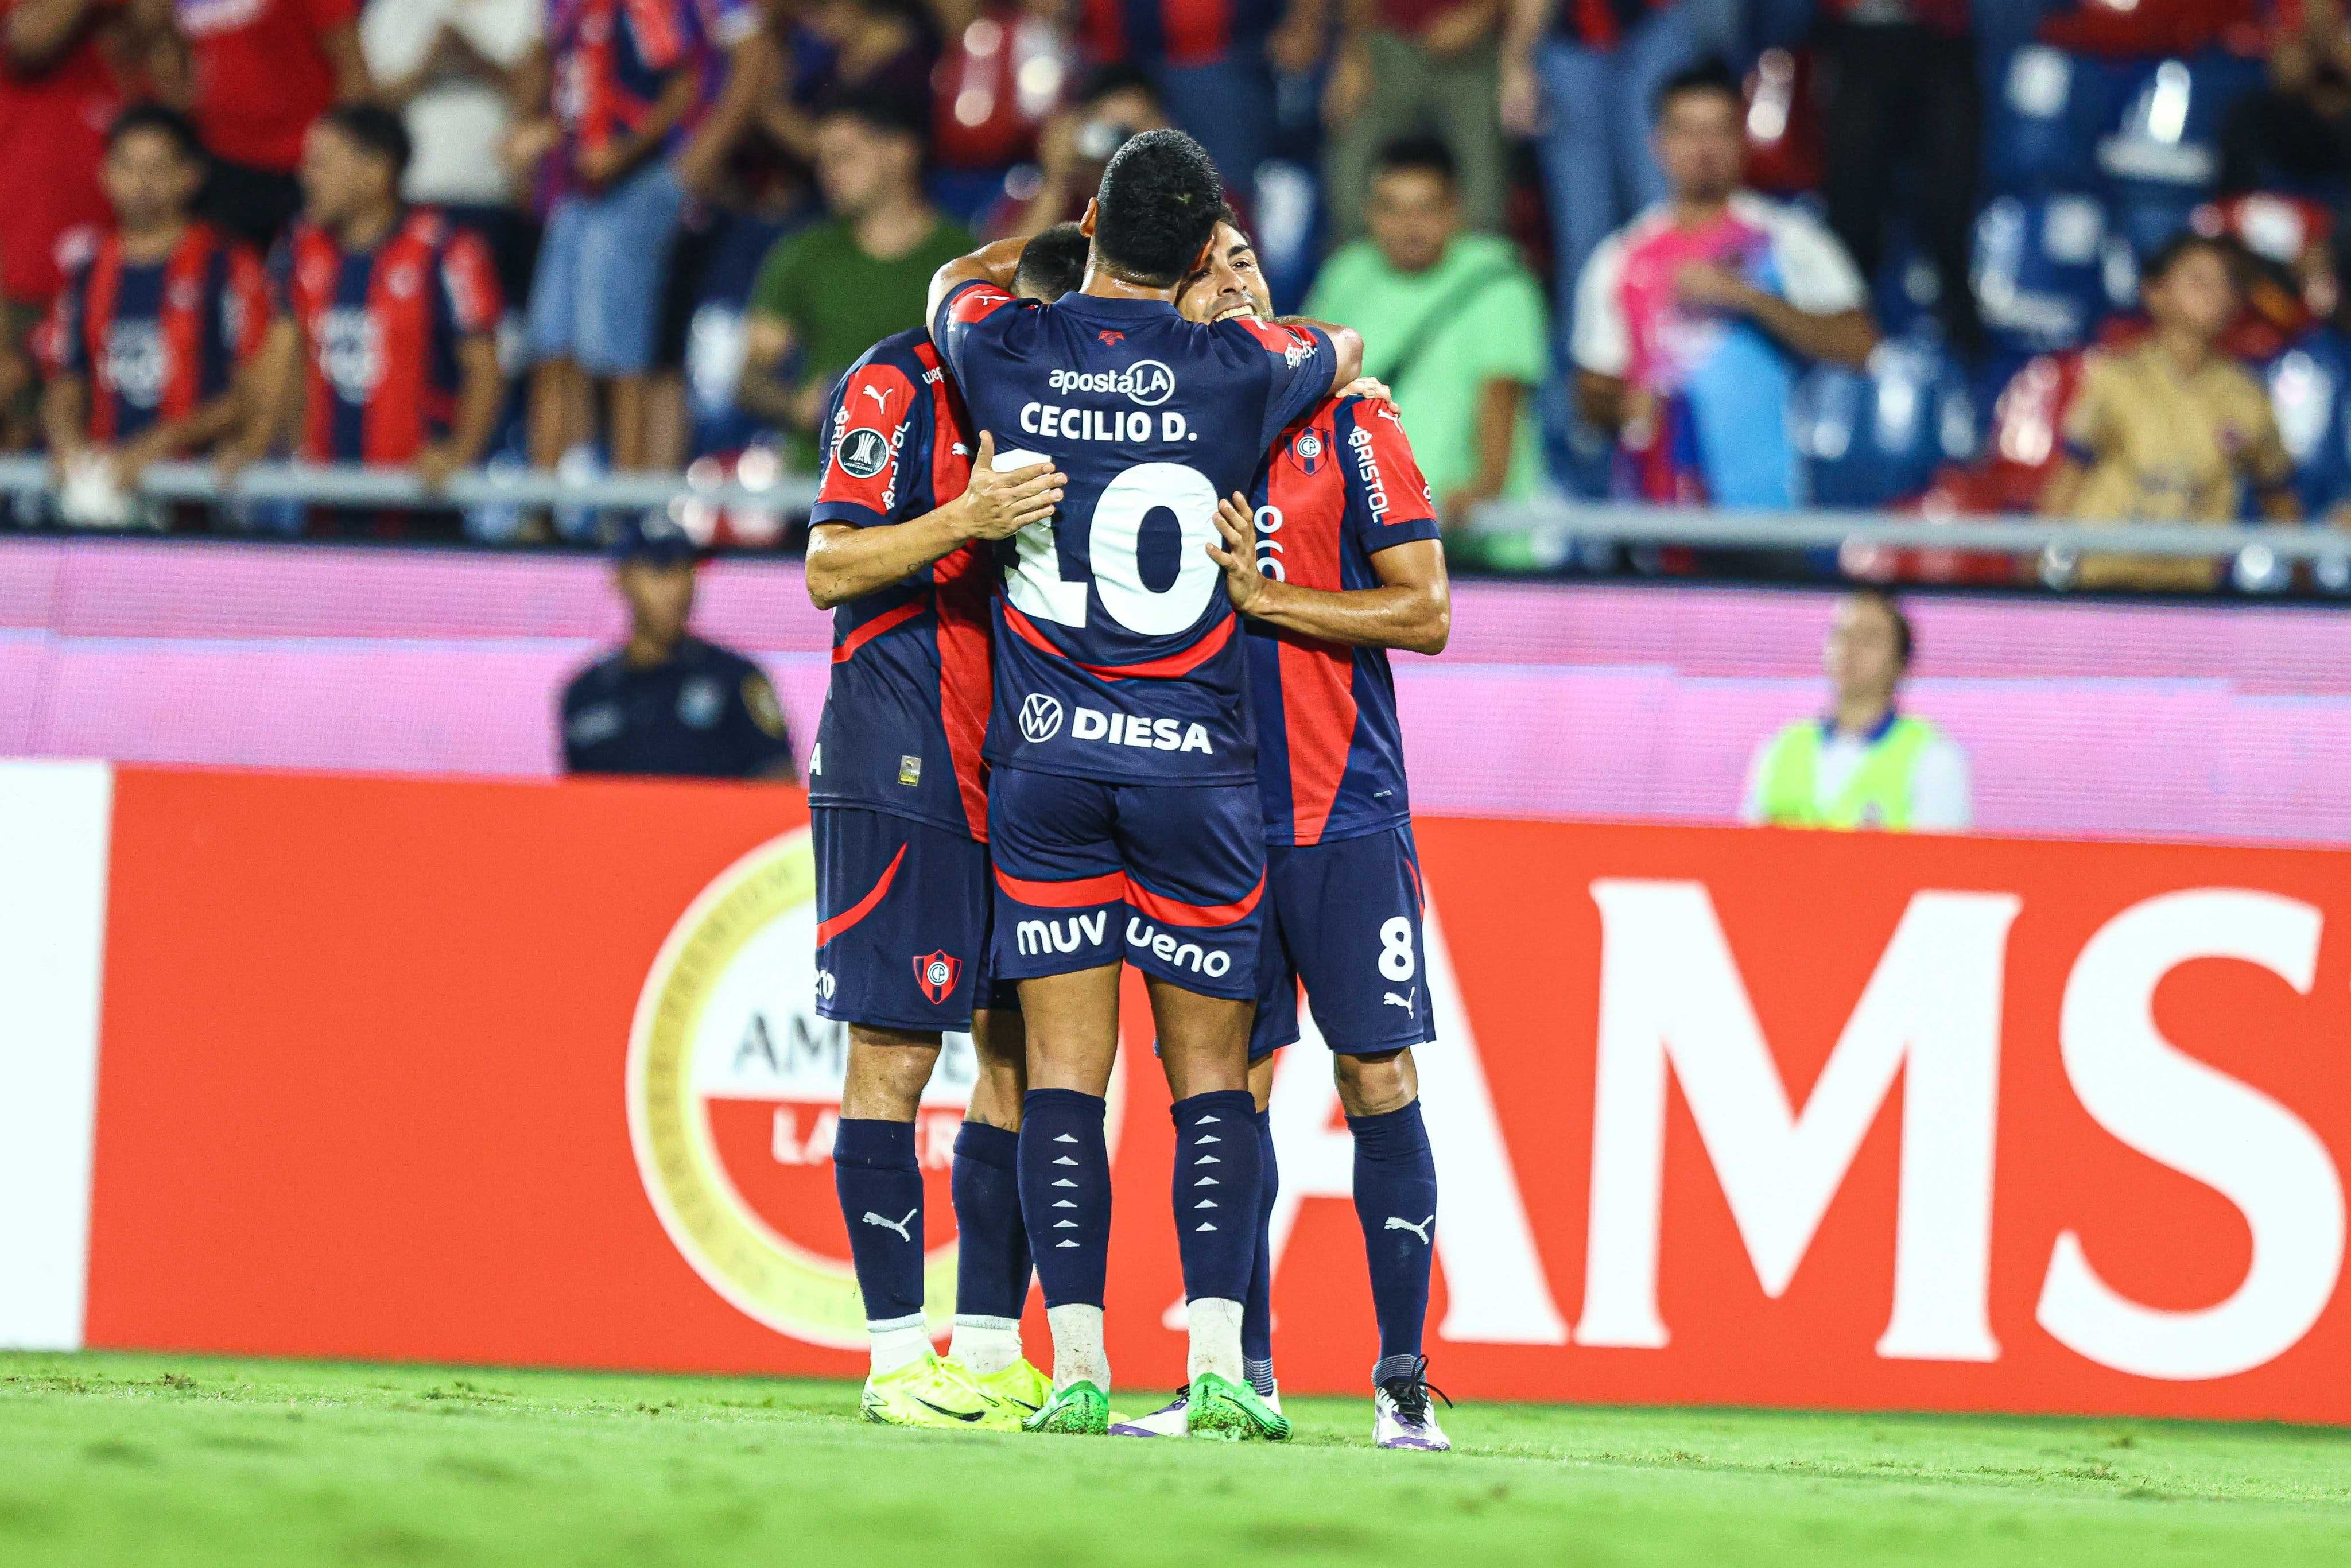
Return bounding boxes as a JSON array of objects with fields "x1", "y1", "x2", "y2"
[{"x1": 5, "y1": 455, "x2": 2348, "y2": 578}]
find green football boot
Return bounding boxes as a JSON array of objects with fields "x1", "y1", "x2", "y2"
[
  {"x1": 1185, "y1": 1372, "x2": 1292, "y2": 1442},
  {"x1": 859, "y1": 1352, "x2": 991, "y2": 1429},
  {"x1": 959, "y1": 1357, "x2": 1053, "y2": 1431},
  {"x1": 1021, "y1": 1379, "x2": 1111, "y2": 1435}
]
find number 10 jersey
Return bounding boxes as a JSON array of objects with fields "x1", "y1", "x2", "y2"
[{"x1": 933, "y1": 282, "x2": 1336, "y2": 785}]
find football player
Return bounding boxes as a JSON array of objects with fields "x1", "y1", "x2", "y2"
[
  {"x1": 926, "y1": 131, "x2": 1363, "y2": 1438},
  {"x1": 1113, "y1": 218, "x2": 1453, "y2": 1450},
  {"x1": 806, "y1": 225, "x2": 1087, "y2": 1429}
]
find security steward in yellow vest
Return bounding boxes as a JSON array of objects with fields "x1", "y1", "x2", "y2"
[{"x1": 1740, "y1": 591, "x2": 1972, "y2": 832}]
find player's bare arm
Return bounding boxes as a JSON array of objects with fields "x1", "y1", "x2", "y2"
[
  {"x1": 804, "y1": 431, "x2": 1065, "y2": 608},
  {"x1": 926, "y1": 236, "x2": 1030, "y2": 347},
  {"x1": 1290, "y1": 317, "x2": 1364, "y2": 393},
  {"x1": 1206, "y1": 494, "x2": 1450, "y2": 655}
]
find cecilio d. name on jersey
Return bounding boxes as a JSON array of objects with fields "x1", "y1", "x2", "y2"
[{"x1": 1023, "y1": 360, "x2": 1194, "y2": 444}]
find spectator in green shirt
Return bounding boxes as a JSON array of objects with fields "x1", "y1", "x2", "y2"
[
  {"x1": 1303, "y1": 136, "x2": 1549, "y2": 525},
  {"x1": 738, "y1": 91, "x2": 973, "y2": 469}
]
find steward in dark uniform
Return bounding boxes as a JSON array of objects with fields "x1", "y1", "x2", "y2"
[{"x1": 559, "y1": 513, "x2": 797, "y2": 779}]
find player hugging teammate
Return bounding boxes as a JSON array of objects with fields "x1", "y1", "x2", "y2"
[{"x1": 808, "y1": 127, "x2": 1453, "y2": 1449}]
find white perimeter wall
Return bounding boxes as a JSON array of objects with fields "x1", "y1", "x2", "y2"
[{"x1": 0, "y1": 760, "x2": 112, "y2": 1350}]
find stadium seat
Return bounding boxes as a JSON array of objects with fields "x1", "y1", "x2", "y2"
[
  {"x1": 1795, "y1": 332, "x2": 1977, "y2": 509},
  {"x1": 1950, "y1": 348, "x2": 2090, "y2": 511},
  {"x1": 1988, "y1": 45, "x2": 2117, "y2": 193},
  {"x1": 2096, "y1": 52, "x2": 2269, "y2": 259},
  {"x1": 1972, "y1": 191, "x2": 2129, "y2": 353},
  {"x1": 2261, "y1": 327, "x2": 2351, "y2": 517}
]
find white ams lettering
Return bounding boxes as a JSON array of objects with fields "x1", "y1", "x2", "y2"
[{"x1": 1576, "y1": 879, "x2": 2345, "y2": 1381}]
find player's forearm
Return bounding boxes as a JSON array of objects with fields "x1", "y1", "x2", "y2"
[
  {"x1": 928, "y1": 238, "x2": 1030, "y2": 342},
  {"x1": 1242, "y1": 577, "x2": 1449, "y2": 655},
  {"x1": 1273, "y1": 314, "x2": 1368, "y2": 391},
  {"x1": 803, "y1": 509, "x2": 973, "y2": 609}
]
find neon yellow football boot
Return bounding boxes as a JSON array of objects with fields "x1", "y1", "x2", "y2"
[
  {"x1": 859, "y1": 1352, "x2": 992, "y2": 1429},
  {"x1": 958, "y1": 1356, "x2": 1052, "y2": 1431}
]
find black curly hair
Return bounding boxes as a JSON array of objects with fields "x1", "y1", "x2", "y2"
[
  {"x1": 1091, "y1": 128, "x2": 1223, "y2": 290},
  {"x1": 1015, "y1": 223, "x2": 1090, "y2": 302}
]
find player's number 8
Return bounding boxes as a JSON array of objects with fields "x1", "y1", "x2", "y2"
[
  {"x1": 998, "y1": 457, "x2": 1222, "y2": 637},
  {"x1": 1378, "y1": 917, "x2": 1416, "y2": 982}
]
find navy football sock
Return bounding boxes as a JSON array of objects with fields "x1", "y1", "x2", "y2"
[
  {"x1": 1349, "y1": 1098, "x2": 1437, "y2": 1372},
  {"x1": 833, "y1": 1118, "x2": 926, "y2": 1346},
  {"x1": 1171, "y1": 1089, "x2": 1261, "y2": 1307},
  {"x1": 1241, "y1": 1107, "x2": 1278, "y2": 1396},
  {"x1": 1018, "y1": 1089, "x2": 1111, "y2": 1309},
  {"x1": 952, "y1": 1120, "x2": 1031, "y2": 1321}
]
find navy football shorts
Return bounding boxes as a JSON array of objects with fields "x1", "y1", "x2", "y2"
[
  {"x1": 1249, "y1": 824, "x2": 1434, "y2": 1062},
  {"x1": 813, "y1": 806, "x2": 1017, "y2": 1033},
  {"x1": 987, "y1": 764, "x2": 1267, "y2": 1001}
]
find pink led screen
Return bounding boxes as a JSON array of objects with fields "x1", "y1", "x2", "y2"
[{"x1": 3, "y1": 537, "x2": 2348, "y2": 844}]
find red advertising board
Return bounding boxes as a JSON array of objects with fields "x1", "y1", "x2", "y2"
[{"x1": 65, "y1": 767, "x2": 2351, "y2": 1420}]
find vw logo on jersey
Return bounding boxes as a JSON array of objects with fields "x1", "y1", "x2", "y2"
[
  {"x1": 1124, "y1": 359, "x2": 1177, "y2": 407},
  {"x1": 1019, "y1": 693, "x2": 1064, "y2": 743},
  {"x1": 835, "y1": 426, "x2": 891, "y2": 479}
]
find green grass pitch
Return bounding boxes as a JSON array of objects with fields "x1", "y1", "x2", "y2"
[{"x1": 5, "y1": 1353, "x2": 2350, "y2": 1566}]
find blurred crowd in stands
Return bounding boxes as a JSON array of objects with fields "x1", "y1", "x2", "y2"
[{"x1": 5, "y1": 0, "x2": 2351, "y2": 591}]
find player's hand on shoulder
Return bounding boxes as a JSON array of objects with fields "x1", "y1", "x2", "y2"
[
  {"x1": 1343, "y1": 376, "x2": 1396, "y2": 406},
  {"x1": 1208, "y1": 492, "x2": 1267, "y2": 614},
  {"x1": 952, "y1": 430, "x2": 1066, "y2": 542}
]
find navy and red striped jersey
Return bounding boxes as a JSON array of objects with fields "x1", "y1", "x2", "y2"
[
  {"x1": 47, "y1": 224, "x2": 268, "y2": 445},
  {"x1": 269, "y1": 210, "x2": 501, "y2": 464},
  {"x1": 932, "y1": 280, "x2": 1336, "y2": 786},
  {"x1": 1082, "y1": 0, "x2": 1275, "y2": 67},
  {"x1": 547, "y1": 0, "x2": 742, "y2": 171},
  {"x1": 807, "y1": 327, "x2": 995, "y2": 841},
  {"x1": 1246, "y1": 395, "x2": 1441, "y2": 846}
]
